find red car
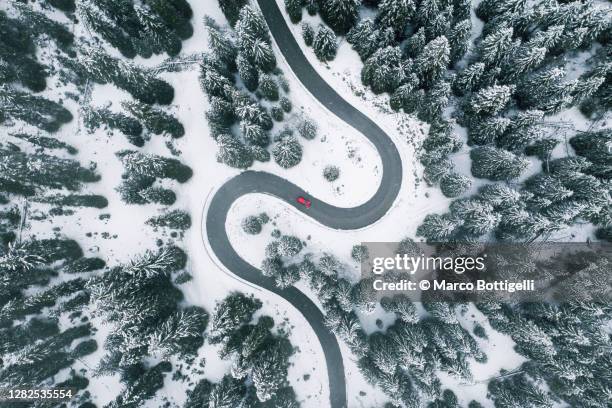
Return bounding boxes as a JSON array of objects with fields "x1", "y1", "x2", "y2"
[{"x1": 296, "y1": 196, "x2": 311, "y2": 208}]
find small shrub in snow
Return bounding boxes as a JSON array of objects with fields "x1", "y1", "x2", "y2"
[
  {"x1": 297, "y1": 118, "x2": 317, "y2": 140},
  {"x1": 271, "y1": 106, "x2": 284, "y2": 122},
  {"x1": 279, "y1": 97, "x2": 292, "y2": 113},
  {"x1": 258, "y1": 213, "x2": 270, "y2": 224},
  {"x1": 473, "y1": 323, "x2": 488, "y2": 339},
  {"x1": 351, "y1": 244, "x2": 369, "y2": 262},
  {"x1": 323, "y1": 165, "x2": 340, "y2": 182},
  {"x1": 259, "y1": 74, "x2": 279, "y2": 101},
  {"x1": 242, "y1": 215, "x2": 262, "y2": 235},
  {"x1": 147, "y1": 209, "x2": 191, "y2": 230}
]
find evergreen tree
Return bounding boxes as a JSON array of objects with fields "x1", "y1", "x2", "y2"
[
  {"x1": 467, "y1": 85, "x2": 514, "y2": 116},
  {"x1": 0, "y1": 148, "x2": 98, "y2": 195},
  {"x1": 517, "y1": 67, "x2": 575, "y2": 113},
  {"x1": 0, "y1": 11, "x2": 48, "y2": 92},
  {"x1": 453, "y1": 63, "x2": 485, "y2": 95},
  {"x1": 259, "y1": 73, "x2": 279, "y2": 101},
  {"x1": 376, "y1": 0, "x2": 414, "y2": 35},
  {"x1": 270, "y1": 106, "x2": 285, "y2": 122},
  {"x1": 423, "y1": 158, "x2": 454, "y2": 184},
  {"x1": 272, "y1": 136, "x2": 302, "y2": 168},
  {"x1": 278, "y1": 235, "x2": 303, "y2": 257},
  {"x1": 14, "y1": 3, "x2": 74, "y2": 50},
  {"x1": 323, "y1": 165, "x2": 340, "y2": 181},
  {"x1": 241, "y1": 121, "x2": 269, "y2": 146},
  {"x1": 117, "y1": 150, "x2": 192, "y2": 182},
  {"x1": 414, "y1": 36, "x2": 450, "y2": 86},
  {"x1": 218, "y1": 0, "x2": 248, "y2": 27},
  {"x1": 319, "y1": 0, "x2": 361, "y2": 35},
  {"x1": 146, "y1": 209, "x2": 191, "y2": 230},
  {"x1": 242, "y1": 215, "x2": 263, "y2": 234},
  {"x1": 476, "y1": 0, "x2": 526, "y2": 22},
  {"x1": 313, "y1": 24, "x2": 338, "y2": 62},
  {"x1": 449, "y1": 19, "x2": 471, "y2": 65},
  {"x1": 216, "y1": 134, "x2": 254, "y2": 169},
  {"x1": 450, "y1": 199, "x2": 500, "y2": 236},
  {"x1": 471, "y1": 146, "x2": 529, "y2": 181},
  {"x1": 468, "y1": 117, "x2": 511, "y2": 145},
  {"x1": 297, "y1": 118, "x2": 318, "y2": 139},
  {"x1": 69, "y1": 47, "x2": 174, "y2": 104},
  {"x1": 502, "y1": 44, "x2": 547, "y2": 81},
  {"x1": 237, "y1": 53, "x2": 259, "y2": 91},
  {"x1": 440, "y1": 173, "x2": 472, "y2": 198},
  {"x1": 0, "y1": 86, "x2": 73, "y2": 132},
  {"x1": 381, "y1": 295, "x2": 418, "y2": 323},
  {"x1": 209, "y1": 293, "x2": 262, "y2": 343},
  {"x1": 207, "y1": 23, "x2": 238, "y2": 68},
  {"x1": 285, "y1": 0, "x2": 304, "y2": 23},
  {"x1": 208, "y1": 375, "x2": 247, "y2": 407},
  {"x1": 404, "y1": 27, "x2": 426, "y2": 58},
  {"x1": 302, "y1": 22, "x2": 315, "y2": 46},
  {"x1": 478, "y1": 27, "x2": 516, "y2": 68},
  {"x1": 419, "y1": 81, "x2": 451, "y2": 122},
  {"x1": 83, "y1": 107, "x2": 144, "y2": 146},
  {"x1": 417, "y1": 214, "x2": 457, "y2": 241},
  {"x1": 362, "y1": 46, "x2": 406, "y2": 94}
]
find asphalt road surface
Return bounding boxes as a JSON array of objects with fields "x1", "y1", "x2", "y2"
[{"x1": 205, "y1": 2, "x2": 403, "y2": 407}]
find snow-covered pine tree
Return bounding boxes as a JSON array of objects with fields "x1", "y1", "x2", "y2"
[
  {"x1": 240, "y1": 121, "x2": 269, "y2": 146},
  {"x1": 440, "y1": 173, "x2": 472, "y2": 198},
  {"x1": 216, "y1": 134, "x2": 254, "y2": 169},
  {"x1": 453, "y1": 62, "x2": 485, "y2": 95},
  {"x1": 376, "y1": 0, "x2": 414, "y2": 35},
  {"x1": 117, "y1": 150, "x2": 192, "y2": 182},
  {"x1": 362, "y1": 46, "x2": 405, "y2": 94},
  {"x1": 83, "y1": 107, "x2": 144, "y2": 146},
  {"x1": 297, "y1": 118, "x2": 318, "y2": 140},
  {"x1": 285, "y1": 0, "x2": 303, "y2": 23},
  {"x1": 470, "y1": 146, "x2": 529, "y2": 181},
  {"x1": 319, "y1": 0, "x2": 361, "y2": 35},
  {"x1": 0, "y1": 86, "x2": 72, "y2": 132},
  {"x1": 209, "y1": 292, "x2": 262, "y2": 344},
  {"x1": 278, "y1": 235, "x2": 303, "y2": 257},
  {"x1": 218, "y1": 0, "x2": 248, "y2": 27},
  {"x1": 302, "y1": 22, "x2": 315, "y2": 46},
  {"x1": 416, "y1": 213, "x2": 457, "y2": 241},
  {"x1": 414, "y1": 36, "x2": 450, "y2": 87},
  {"x1": 236, "y1": 53, "x2": 259, "y2": 91},
  {"x1": 258, "y1": 73, "x2": 279, "y2": 101},
  {"x1": 467, "y1": 85, "x2": 514, "y2": 117},
  {"x1": 381, "y1": 295, "x2": 418, "y2": 323},
  {"x1": 313, "y1": 24, "x2": 338, "y2": 62},
  {"x1": 272, "y1": 135, "x2": 302, "y2": 168},
  {"x1": 146, "y1": 209, "x2": 191, "y2": 230}
]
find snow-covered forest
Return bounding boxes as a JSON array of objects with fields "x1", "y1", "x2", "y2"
[{"x1": 0, "y1": 0, "x2": 610, "y2": 407}]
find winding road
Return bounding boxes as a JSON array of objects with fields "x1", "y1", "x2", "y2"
[{"x1": 205, "y1": 2, "x2": 403, "y2": 407}]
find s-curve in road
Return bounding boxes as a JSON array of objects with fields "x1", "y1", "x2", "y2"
[{"x1": 205, "y1": 2, "x2": 403, "y2": 407}]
